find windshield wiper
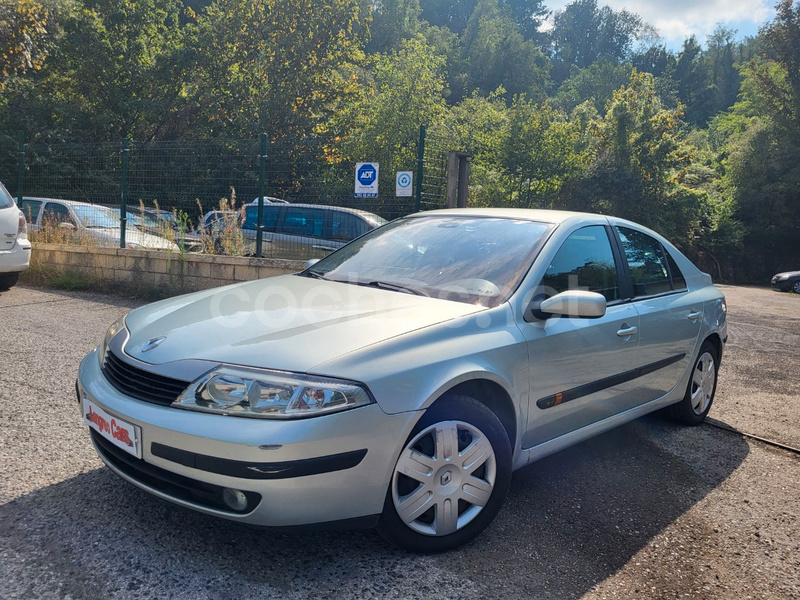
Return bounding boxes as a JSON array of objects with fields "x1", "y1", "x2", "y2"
[
  {"x1": 301, "y1": 271, "x2": 328, "y2": 280},
  {"x1": 359, "y1": 280, "x2": 429, "y2": 297}
]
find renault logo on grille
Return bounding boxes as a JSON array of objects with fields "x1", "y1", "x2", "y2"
[{"x1": 141, "y1": 337, "x2": 166, "y2": 353}]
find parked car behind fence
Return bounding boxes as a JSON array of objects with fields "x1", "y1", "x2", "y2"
[{"x1": 21, "y1": 198, "x2": 179, "y2": 251}]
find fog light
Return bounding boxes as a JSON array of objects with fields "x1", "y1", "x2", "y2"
[{"x1": 222, "y1": 488, "x2": 248, "y2": 511}]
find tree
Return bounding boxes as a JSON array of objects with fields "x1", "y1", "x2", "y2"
[
  {"x1": 458, "y1": 0, "x2": 550, "y2": 100},
  {"x1": 0, "y1": 0, "x2": 51, "y2": 85},
  {"x1": 367, "y1": 0, "x2": 423, "y2": 54},
  {"x1": 185, "y1": 0, "x2": 370, "y2": 142},
  {"x1": 497, "y1": 0, "x2": 548, "y2": 44},
  {"x1": 572, "y1": 70, "x2": 704, "y2": 246},
  {"x1": 326, "y1": 36, "x2": 448, "y2": 197},
  {"x1": 554, "y1": 59, "x2": 633, "y2": 114},
  {"x1": 550, "y1": 0, "x2": 652, "y2": 81}
]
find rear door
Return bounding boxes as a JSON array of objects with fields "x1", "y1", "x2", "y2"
[
  {"x1": 0, "y1": 184, "x2": 18, "y2": 250},
  {"x1": 613, "y1": 226, "x2": 702, "y2": 403}
]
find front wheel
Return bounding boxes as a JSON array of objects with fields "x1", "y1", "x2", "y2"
[
  {"x1": 377, "y1": 395, "x2": 512, "y2": 553},
  {"x1": 792, "y1": 280, "x2": 800, "y2": 294},
  {"x1": 669, "y1": 341, "x2": 719, "y2": 425},
  {"x1": 0, "y1": 272, "x2": 20, "y2": 291}
]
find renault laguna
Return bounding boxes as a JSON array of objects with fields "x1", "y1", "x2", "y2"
[{"x1": 77, "y1": 209, "x2": 727, "y2": 552}]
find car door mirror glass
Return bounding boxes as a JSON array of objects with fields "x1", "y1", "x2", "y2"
[{"x1": 538, "y1": 290, "x2": 607, "y2": 319}]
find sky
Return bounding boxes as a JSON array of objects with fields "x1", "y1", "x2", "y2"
[{"x1": 543, "y1": 0, "x2": 776, "y2": 49}]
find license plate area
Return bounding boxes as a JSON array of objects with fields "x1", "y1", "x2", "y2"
[{"x1": 83, "y1": 398, "x2": 142, "y2": 459}]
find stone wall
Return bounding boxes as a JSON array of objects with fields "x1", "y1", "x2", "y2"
[{"x1": 30, "y1": 244, "x2": 306, "y2": 291}]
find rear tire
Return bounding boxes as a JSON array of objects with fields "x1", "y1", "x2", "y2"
[
  {"x1": 0, "y1": 272, "x2": 20, "y2": 290},
  {"x1": 377, "y1": 395, "x2": 512, "y2": 553},
  {"x1": 669, "y1": 341, "x2": 718, "y2": 425}
]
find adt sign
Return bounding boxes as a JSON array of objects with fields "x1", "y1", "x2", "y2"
[{"x1": 355, "y1": 162, "x2": 379, "y2": 197}]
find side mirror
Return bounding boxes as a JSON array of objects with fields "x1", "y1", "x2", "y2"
[
  {"x1": 538, "y1": 290, "x2": 607, "y2": 319},
  {"x1": 58, "y1": 222, "x2": 76, "y2": 230},
  {"x1": 306, "y1": 259, "x2": 320, "y2": 268}
]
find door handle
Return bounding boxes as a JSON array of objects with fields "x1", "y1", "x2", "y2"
[
  {"x1": 313, "y1": 245, "x2": 337, "y2": 251},
  {"x1": 616, "y1": 326, "x2": 638, "y2": 337},
  {"x1": 687, "y1": 311, "x2": 702, "y2": 322}
]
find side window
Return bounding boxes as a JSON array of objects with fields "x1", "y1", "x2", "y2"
[
  {"x1": 541, "y1": 225, "x2": 620, "y2": 302},
  {"x1": 616, "y1": 227, "x2": 672, "y2": 296},
  {"x1": 330, "y1": 212, "x2": 369, "y2": 242},
  {"x1": 665, "y1": 250, "x2": 687, "y2": 290},
  {"x1": 20, "y1": 200, "x2": 42, "y2": 223},
  {"x1": 242, "y1": 205, "x2": 280, "y2": 231},
  {"x1": 43, "y1": 203, "x2": 75, "y2": 226},
  {"x1": 280, "y1": 208, "x2": 324, "y2": 238}
]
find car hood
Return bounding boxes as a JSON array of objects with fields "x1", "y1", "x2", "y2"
[
  {"x1": 123, "y1": 275, "x2": 485, "y2": 372},
  {"x1": 88, "y1": 227, "x2": 178, "y2": 250},
  {"x1": 774, "y1": 270, "x2": 800, "y2": 278}
]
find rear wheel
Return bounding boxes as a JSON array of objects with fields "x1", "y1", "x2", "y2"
[
  {"x1": 0, "y1": 272, "x2": 19, "y2": 290},
  {"x1": 669, "y1": 341, "x2": 718, "y2": 425},
  {"x1": 377, "y1": 395, "x2": 512, "y2": 553}
]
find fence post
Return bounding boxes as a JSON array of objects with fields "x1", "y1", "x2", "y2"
[
  {"x1": 120, "y1": 138, "x2": 130, "y2": 248},
  {"x1": 16, "y1": 131, "x2": 25, "y2": 206},
  {"x1": 415, "y1": 125, "x2": 426, "y2": 212},
  {"x1": 256, "y1": 133, "x2": 266, "y2": 258}
]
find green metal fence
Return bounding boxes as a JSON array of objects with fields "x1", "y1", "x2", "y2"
[{"x1": 0, "y1": 126, "x2": 455, "y2": 261}]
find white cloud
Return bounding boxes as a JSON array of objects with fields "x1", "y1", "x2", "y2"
[{"x1": 545, "y1": 0, "x2": 775, "y2": 47}]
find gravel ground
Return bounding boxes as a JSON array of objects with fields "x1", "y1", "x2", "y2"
[{"x1": 0, "y1": 283, "x2": 798, "y2": 599}]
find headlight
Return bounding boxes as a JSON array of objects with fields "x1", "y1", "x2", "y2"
[
  {"x1": 173, "y1": 366, "x2": 374, "y2": 419},
  {"x1": 99, "y1": 316, "x2": 126, "y2": 364},
  {"x1": 776, "y1": 274, "x2": 789, "y2": 281}
]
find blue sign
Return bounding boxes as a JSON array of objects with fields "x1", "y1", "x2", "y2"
[
  {"x1": 357, "y1": 164, "x2": 376, "y2": 185},
  {"x1": 354, "y1": 162, "x2": 379, "y2": 197}
]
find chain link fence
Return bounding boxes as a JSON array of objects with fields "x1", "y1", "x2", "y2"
[{"x1": 0, "y1": 127, "x2": 456, "y2": 261}]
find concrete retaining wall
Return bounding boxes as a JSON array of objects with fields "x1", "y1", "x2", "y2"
[{"x1": 30, "y1": 243, "x2": 307, "y2": 291}]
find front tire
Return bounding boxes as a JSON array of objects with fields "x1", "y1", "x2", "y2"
[
  {"x1": 669, "y1": 341, "x2": 719, "y2": 425},
  {"x1": 377, "y1": 395, "x2": 512, "y2": 553},
  {"x1": 792, "y1": 280, "x2": 800, "y2": 294},
  {"x1": 0, "y1": 272, "x2": 20, "y2": 290}
]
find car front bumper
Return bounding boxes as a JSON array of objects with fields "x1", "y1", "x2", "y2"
[
  {"x1": 77, "y1": 349, "x2": 420, "y2": 527},
  {"x1": 0, "y1": 238, "x2": 31, "y2": 273}
]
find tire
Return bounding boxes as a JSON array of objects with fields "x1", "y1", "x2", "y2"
[
  {"x1": 377, "y1": 394, "x2": 512, "y2": 553},
  {"x1": 0, "y1": 272, "x2": 20, "y2": 291},
  {"x1": 669, "y1": 341, "x2": 719, "y2": 425},
  {"x1": 792, "y1": 280, "x2": 800, "y2": 294}
]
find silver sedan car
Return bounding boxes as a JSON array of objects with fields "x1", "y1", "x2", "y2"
[{"x1": 77, "y1": 209, "x2": 727, "y2": 552}]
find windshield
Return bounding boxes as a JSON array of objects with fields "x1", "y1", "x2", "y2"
[
  {"x1": 306, "y1": 215, "x2": 552, "y2": 307},
  {"x1": 72, "y1": 204, "x2": 122, "y2": 228}
]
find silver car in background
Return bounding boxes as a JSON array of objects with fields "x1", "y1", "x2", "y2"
[
  {"x1": 21, "y1": 197, "x2": 180, "y2": 251},
  {"x1": 77, "y1": 209, "x2": 727, "y2": 552}
]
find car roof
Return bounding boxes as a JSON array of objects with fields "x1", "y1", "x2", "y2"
[
  {"x1": 246, "y1": 202, "x2": 384, "y2": 221},
  {"x1": 23, "y1": 197, "x2": 102, "y2": 207},
  {"x1": 413, "y1": 207, "x2": 605, "y2": 224}
]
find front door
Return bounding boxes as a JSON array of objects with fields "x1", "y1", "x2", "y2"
[{"x1": 519, "y1": 225, "x2": 642, "y2": 448}]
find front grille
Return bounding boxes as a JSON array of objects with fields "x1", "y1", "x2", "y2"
[
  {"x1": 103, "y1": 350, "x2": 190, "y2": 406},
  {"x1": 91, "y1": 430, "x2": 260, "y2": 514}
]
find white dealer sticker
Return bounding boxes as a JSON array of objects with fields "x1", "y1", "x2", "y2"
[{"x1": 83, "y1": 398, "x2": 142, "y2": 459}]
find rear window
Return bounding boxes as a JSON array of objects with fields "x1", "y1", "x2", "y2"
[
  {"x1": 665, "y1": 250, "x2": 687, "y2": 290},
  {"x1": 0, "y1": 182, "x2": 13, "y2": 209},
  {"x1": 20, "y1": 199, "x2": 42, "y2": 223}
]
